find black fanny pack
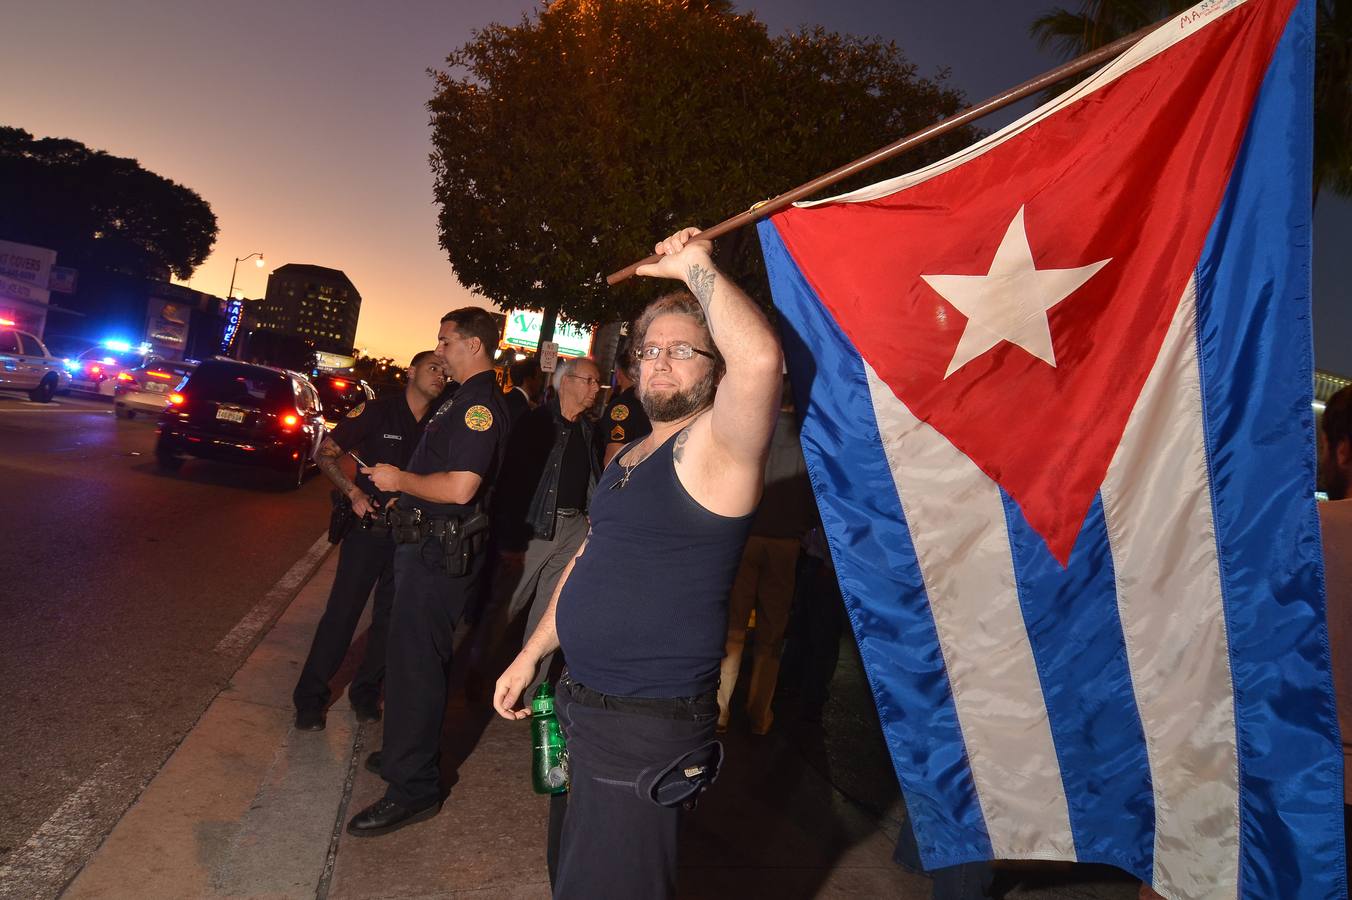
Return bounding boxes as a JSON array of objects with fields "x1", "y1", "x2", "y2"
[
  {"x1": 637, "y1": 740, "x2": 724, "y2": 810},
  {"x1": 559, "y1": 675, "x2": 723, "y2": 811}
]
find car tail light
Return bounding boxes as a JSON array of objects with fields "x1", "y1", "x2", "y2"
[
  {"x1": 332, "y1": 379, "x2": 347, "y2": 389},
  {"x1": 117, "y1": 371, "x2": 135, "y2": 382},
  {"x1": 280, "y1": 411, "x2": 300, "y2": 429},
  {"x1": 168, "y1": 392, "x2": 186, "y2": 405},
  {"x1": 146, "y1": 370, "x2": 173, "y2": 380}
]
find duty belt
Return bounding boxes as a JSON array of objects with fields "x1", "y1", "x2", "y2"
[
  {"x1": 556, "y1": 507, "x2": 583, "y2": 518},
  {"x1": 387, "y1": 507, "x2": 468, "y2": 544}
]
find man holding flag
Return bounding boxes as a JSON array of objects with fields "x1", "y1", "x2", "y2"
[
  {"x1": 751, "y1": 0, "x2": 1343, "y2": 897},
  {"x1": 494, "y1": 228, "x2": 783, "y2": 898}
]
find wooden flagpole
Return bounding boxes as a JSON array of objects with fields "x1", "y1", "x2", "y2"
[{"x1": 606, "y1": 18, "x2": 1167, "y2": 286}]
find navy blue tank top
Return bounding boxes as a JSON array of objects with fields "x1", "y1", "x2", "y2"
[{"x1": 555, "y1": 429, "x2": 752, "y2": 698}]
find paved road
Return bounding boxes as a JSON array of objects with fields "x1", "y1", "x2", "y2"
[{"x1": 0, "y1": 390, "x2": 333, "y2": 898}]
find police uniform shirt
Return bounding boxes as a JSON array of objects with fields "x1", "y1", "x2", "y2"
[
  {"x1": 331, "y1": 394, "x2": 428, "y2": 500},
  {"x1": 596, "y1": 385, "x2": 651, "y2": 458},
  {"x1": 398, "y1": 369, "x2": 509, "y2": 518}
]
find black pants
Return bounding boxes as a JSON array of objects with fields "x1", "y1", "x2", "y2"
[
  {"x1": 380, "y1": 538, "x2": 480, "y2": 808},
  {"x1": 293, "y1": 526, "x2": 395, "y2": 713},
  {"x1": 552, "y1": 678, "x2": 719, "y2": 900}
]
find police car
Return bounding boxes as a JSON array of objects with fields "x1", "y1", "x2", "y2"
[
  {"x1": 0, "y1": 323, "x2": 72, "y2": 403},
  {"x1": 68, "y1": 340, "x2": 151, "y2": 397},
  {"x1": 113, "y1": 358, "x2": 197, "y2": 419},
  {"x1": 312, "y1": 373, "x2": 375, "y2": 429}
]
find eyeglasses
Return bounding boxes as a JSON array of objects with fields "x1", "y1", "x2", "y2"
[
  {"x1": 633, "y1": 342, "x2": 716, "y2": 362},
  {"x1": 566, "y1": 374, "x2": 601, "y2": 387}
]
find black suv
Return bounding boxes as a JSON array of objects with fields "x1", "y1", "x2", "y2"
[{"x1": 155, "y1": 359, "x2": 326, "y2": 489}]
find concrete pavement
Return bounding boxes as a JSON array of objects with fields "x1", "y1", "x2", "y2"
[{"x1": 59, "y1": 546, "x2": 1140, "y2": 899}]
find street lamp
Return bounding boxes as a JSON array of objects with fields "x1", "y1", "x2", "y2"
[{"x1": 227, "y1": 252, "x2": 265, "y2": 301}]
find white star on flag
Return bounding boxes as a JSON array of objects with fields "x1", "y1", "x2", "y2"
[{"x1": 922, "y1": 206, "x2": 1111, "y2": 379}]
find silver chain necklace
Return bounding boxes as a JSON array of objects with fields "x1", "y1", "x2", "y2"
[{"x1": 611, "y1": 444, "x2": 649, "y2": 490}]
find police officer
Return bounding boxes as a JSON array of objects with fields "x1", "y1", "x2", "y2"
[
  {"x1": 596, "y1": 334, "x2": 652, "y2": 467},
  {"x1": 293, "y1": 350, "x2": 446, "y2": 731},
  {"x1": 346, "y1": 307, "x2": 511, "y2": 837}
]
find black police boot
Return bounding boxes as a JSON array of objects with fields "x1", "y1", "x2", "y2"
[
  {"x1": 352, "y1": 702, "x2": 382, "y2": 724},
  {"x1": 346, "y1": 797, "x2": 441, "y2": 837},
  {"x1": 295, "y1": 708, "x2": 326, "y2": 732}
]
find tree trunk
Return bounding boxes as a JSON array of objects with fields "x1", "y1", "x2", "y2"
[{"x1": 538, "y1": 303, "x2": 559, "y2": 345}]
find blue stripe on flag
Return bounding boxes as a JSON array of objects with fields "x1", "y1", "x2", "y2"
[
  {"x1": 999, "y1": 490, "x2": 1155, "y2": 877},
  {"x1": 1192, "y1": 1, "x2": 1345, "y2": 896},
  {"x1": 759, "y1": 217, "x2": 993, "y2": 867}
]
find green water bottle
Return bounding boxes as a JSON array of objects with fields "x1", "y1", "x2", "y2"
[{"x1": 531, "y1": 682, "x2": 569, "y2": 794}]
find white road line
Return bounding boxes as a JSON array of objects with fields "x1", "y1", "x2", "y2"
[
  {"x1": 0, "y1": 757, "x2": 120, "y2": 900},
  {"x1": 214, "y1": 531, "x2": 331, "y2": 656}
]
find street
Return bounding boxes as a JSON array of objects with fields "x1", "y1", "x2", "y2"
[{"x1": 0, "y1": 390, "x2": 332, "y2": 897}]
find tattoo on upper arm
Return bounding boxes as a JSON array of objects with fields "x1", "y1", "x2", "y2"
[
  {"x1": 673, "y1": 427, "x2": 691, "y2": 464},
  {"x1": 687, "y1": 264, "x2": 717, "y2": 322}
]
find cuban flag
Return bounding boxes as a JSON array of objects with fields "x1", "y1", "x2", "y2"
[{"x1": 758, "y1": 0, "x2": 1343, "y2": 897}]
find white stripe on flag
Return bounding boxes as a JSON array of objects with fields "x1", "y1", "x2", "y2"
[
  {"x1": 794, "y1": 0, "x2": 1255, "y2": 209},
  {"x1": 865, "y1": 362, "x2": 1076, "y2": 859},
  {"x1": 1100, "y1": 277, "x2": 1240, "y2": 900}
]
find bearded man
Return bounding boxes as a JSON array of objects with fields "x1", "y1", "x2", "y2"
[{"x1": 494, "y1": 227, "x2": 783, "y2": 899}]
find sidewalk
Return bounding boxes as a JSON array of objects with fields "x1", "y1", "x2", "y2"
[{"x1": 63, "y1": 550, "x2": 926, "y2": 899}]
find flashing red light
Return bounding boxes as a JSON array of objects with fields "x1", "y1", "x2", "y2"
[
  {"x1": 0, "y1": 317, "x2": 14, "y2": 327},
  {"x1": 168, "y1": 392, "x2": 186, "y2": 405},
  {"x1": 90, "y1": 365, "x2": 103, "y2": 375},
  {"x1": 281, "y1": 412, "x2": 300, "y2": 428},
  {"x1": 332, "y1": 379, "x2": 348, "y2": 389},
  {"x1": 291, "y1": 451, "x2": 301, "y2": 460}
]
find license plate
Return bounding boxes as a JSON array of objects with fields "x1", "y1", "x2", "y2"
[
  {"x1": 216, "y1": 408, "x2": 245, "y2": 423},
  {"x1": 147, "y1": 383, "x2": 167, "y2": 393}
]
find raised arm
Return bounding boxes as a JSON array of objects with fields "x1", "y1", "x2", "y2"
[{"x1": 637, "y1": 228, "x2": 783, "y2": 467}]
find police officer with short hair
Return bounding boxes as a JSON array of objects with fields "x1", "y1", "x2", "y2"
[
  {"x1": 347, "y1": 307, "x2": 511, "y2": 837},
  {"x1": 293, "y1": 350, "x2": 446, "y2": 731},
  {"x1": 596, "y1": 335, "x2": 652, "y2": 467}
]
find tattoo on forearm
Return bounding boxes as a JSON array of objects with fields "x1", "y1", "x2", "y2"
[
  {"x1": 687, "y1": 264, "x2": 717, "y2": 330},
  {"x1": 317, "y1": 440, "x2": 357, "y2": 496},
  {"x1": 673, "y1": 427, "x2": 691, "y2": 463}
]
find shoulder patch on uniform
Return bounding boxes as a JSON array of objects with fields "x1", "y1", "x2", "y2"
[
  {"x1": 610, "y1": 425, "x2": 626, "y2": 442},
  {"x1": 610, "y1": 403, "x2": 629, "y2": 422},
  {"x1": 464, "y1": 404, "x2": 494, "y2": 431},
  {"x1": 346, "y1": 402, "x2": 366, "y2": 418}
]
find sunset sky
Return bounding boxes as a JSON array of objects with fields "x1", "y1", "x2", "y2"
[{"x1": 7, "y1": 0, "x2": 1350, "y2": 372}]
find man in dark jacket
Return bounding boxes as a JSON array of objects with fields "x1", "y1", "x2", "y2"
[{"x1": 473, "y1": 355, "x2": 602, "y2": 692}]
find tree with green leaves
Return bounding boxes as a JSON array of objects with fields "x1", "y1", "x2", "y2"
[
  {"x1": 1031, "y1": 0, "x2": 1352, "y2": 204},
  {"x1": 428, "y1": 0, "x2": 977, "y2": 329},
  {"x1": 0, "y1": 127, "x2": 217, "y2": 280}
]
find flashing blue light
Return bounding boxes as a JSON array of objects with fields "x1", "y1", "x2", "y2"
[
  {"x1": 63, "y1": 358, "x2": 79, "y2": 371},
  {"x1": 103, "y1": 339, "x2": 132, "y2": 352}
]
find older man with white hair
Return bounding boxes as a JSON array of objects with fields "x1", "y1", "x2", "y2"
[{"x1": 473, "y1": 355, "x2": 602, "y2": 695}]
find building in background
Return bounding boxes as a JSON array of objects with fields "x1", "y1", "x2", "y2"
[{"x1": 251, "y1": 264, "x2": 361, "y2": 356}]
